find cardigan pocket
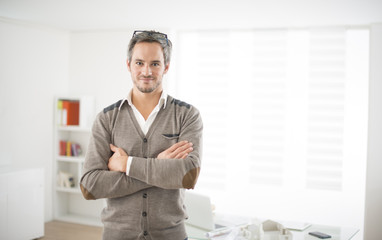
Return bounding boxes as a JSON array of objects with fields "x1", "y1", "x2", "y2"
[
  {"x1": 162, "y1": 133, "x2": 180, "y2": 139},
  {"x1": 153, "y1": 133, "x2": 180, "y2": 156},
  {"x1": 160, "y1": 133, "x2": 180, "y2": 149}
]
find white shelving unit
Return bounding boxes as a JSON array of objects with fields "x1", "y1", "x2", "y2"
[{"x1": 53, "y1": 96, "x2": 105, "y2": 227}]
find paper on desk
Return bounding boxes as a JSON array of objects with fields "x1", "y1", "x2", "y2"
[
  {"x1": 206, "y1": 226, "x2": 250, "y2": 240},
  {"x1": 279, "y1": 221, "x2": 311, "y2": 231},
  {"x1": 206, "y1": 219, "x2": 294, "y2": 240}
]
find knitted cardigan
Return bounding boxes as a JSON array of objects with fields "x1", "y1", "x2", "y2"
[{"x1": 80, "y1": 95, "x2": 203, "y2": 240}]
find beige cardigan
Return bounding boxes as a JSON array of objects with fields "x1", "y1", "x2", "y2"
[{"x1": 80, "y1": 95, "x2": 203, "y2": 240}]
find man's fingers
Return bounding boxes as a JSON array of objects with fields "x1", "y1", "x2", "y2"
[
  {"x1": 173, "y1": 146, "x2": 193, "y2": 159},
  {"x1": 172, "y1": 142, "x2": 193, "y2": 156},
  {"x1": 176, "y1": 152, "x2": 189, "y2": 159},
  {"x1": 174, "y1": 147, "x2": 193, "y2": 157},
  {"x1": 157, "y1": 141, "x2": 193, "y2": 159},
  {"x1": 110, "y1": 144, "x2": 117, "y2": 152},
  {"x1": 110, "y1": 144, "x2": 127, "y2": 156},
  {"x1": 167, "y1": 141, "x2": 189, "y2": 153}
]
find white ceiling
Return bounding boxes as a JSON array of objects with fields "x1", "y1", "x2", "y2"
[{"x1": 0, "y1": 0, "x2": 381, "y2": 31}]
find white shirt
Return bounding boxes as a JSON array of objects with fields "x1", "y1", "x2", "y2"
[{"x1": 119, "y1": 90, "x2": 168, "y2": 175}]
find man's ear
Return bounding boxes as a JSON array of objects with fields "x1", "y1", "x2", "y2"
[
  {"x1": 126, "y1": 59, "x2": 131, "y2": 72},
  {"x1": 164, "y1": 63, "x2": 170, "y2": 74}
]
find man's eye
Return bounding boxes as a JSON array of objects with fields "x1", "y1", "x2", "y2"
[
  {"x1": 152, "y1": 63, "x2": 160, "y2": 67},
  {"x1": 136, "y1": 62, "x2": 143, "y2": 65}
]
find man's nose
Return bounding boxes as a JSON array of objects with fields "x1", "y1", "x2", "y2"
[{"x1": 142, "y1": 65, "x2": 152, "y2": 75}]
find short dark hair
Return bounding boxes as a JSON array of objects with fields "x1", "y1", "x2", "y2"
[{"x1": 128, "y1": 30, "x2": 172, "y2": 65}]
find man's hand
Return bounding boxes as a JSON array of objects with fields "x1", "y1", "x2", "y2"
[
  {"x1": 157, "y1": 141, "x2": 193, "y2": 159},
  {"x1": 108, "y1": 144, "x2": 128, "y2": 172}
]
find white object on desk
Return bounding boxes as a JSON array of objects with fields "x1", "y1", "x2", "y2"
[
  {"x1": 187, "y1": 220, "x2": 359, "y2": 240},
  {"x1": 280, "y1": 221, "x2": 312, "y2": 231},
  {"x1": 230, "y1": 219, "x2": 292, "y2": 240},
  {"x1": 184, "y1": 191, "x2": 250, "y2": 239},
  {"x1": 184, "y1": 191, "x2": 215, "y2": 231}
]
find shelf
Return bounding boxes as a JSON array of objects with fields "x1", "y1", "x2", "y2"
[
  {"x1": 57, "y1": 125, "x2": 91, "y2": 132},
  {"x1": 57, "y1": 156, "x2": 85, "y2": 163},
  {"x1": 55, "y1": 213, "x2": 102, "y2": 227},
  {"x1": 54, "y1": 96, "x2": 99, "y2": 227},
  {"x1": 56, "y1": 186, "x2": 81, "y2": 194}
]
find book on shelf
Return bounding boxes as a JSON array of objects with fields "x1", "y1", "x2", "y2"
[
  {"x1": 59, "y1": 140, "x2": 66, "y2": 156},
  {"x1": 59, "y1": 141, "x2": 82, "y2": 157},
  {"x1": 58, "y1": 171, "x2": 75, "y2": 188},
  {"x1": 66, "y1": 141, "x2": 71, "y2": 157},
  {"x1": 57, "y1": 100, "x2": 63, "y2": 125},
  {"x1": 71, "y1": 142, "x2": 82, "y2": 156},
  {"x1": 57, "y1": 99, "x2": 80, "y2": 126}
]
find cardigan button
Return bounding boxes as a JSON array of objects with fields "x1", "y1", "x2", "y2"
[
  {"x1": 143, "y1": 231, "x2": 148, "y2": 236},
  {"x1": 143, "y1": 193, "x2": 147, "y2": 198},
  {"x1": 143, "y1": 138, "x2": 147, "y2": 143},
  {"x1": 142, "y1": 211, "x2": 147, "y2": 217}
]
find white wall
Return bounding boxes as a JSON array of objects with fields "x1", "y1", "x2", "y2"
[
  {"x1": 68, "y1": 29, "x2": 175, "y2": 112},
  {"x1": 1, "y1": 0, "x2": 381, "y2": 30},
  {"x1": 68, "y1": 31, "x2": 133, "y2": 112},
  {"x1": 0, "y1": 18, "x2": 69, "y2": 221},
  {"x1": 364, "y1": 23, "x2": 382, "y2": 240}
]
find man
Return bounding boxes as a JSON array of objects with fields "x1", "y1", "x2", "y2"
[{"x1": 80, "y1": 30, "x2": 203, "y2": 240}]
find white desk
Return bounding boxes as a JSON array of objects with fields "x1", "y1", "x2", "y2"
[
  {"x1": 292, "y1": 225, "x2": 359, "y2": 240},
  {"x1": 186, "y1": 223, "x2": 359, "y2": 240}
]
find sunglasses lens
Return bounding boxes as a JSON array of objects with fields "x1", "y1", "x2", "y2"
[{"x1": 133, "y1": 31, "x2": 169, "y2": 45}]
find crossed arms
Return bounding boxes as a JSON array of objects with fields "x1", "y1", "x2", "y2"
[
  {"x1": 107, "y1": 141, "x2": 193, "y2": 173},
  {"x1": 80, "y1": 108, "x2": 202, "y2": 200}
]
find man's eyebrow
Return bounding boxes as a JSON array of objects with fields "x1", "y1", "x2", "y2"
[{"x1": 133, "y1": 59, "x2": 161, "y2": 63}]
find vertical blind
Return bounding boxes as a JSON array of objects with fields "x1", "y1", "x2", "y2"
[{"x1": 174, "y1": 28, "x2": 368, "y2": 229}]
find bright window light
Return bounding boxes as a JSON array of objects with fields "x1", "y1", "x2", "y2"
[{"x1": 173, "y1": 28, "x2": 369, "y2": 231}]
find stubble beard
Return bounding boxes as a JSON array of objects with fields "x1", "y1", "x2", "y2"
[{"x1": 134, "y1": 76, "x2": 162, "y2": 93}]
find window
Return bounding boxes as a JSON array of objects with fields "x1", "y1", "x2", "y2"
[{"x1": 174, "y1": 28, "x2": 368, "y2": 229}]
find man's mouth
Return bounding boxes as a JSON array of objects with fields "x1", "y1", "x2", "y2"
[
  {"x1": 139, "y1": 75, "x2": 154, "y2": 80},
  {"x1": 140, "y1": 78, "x2": 154, "y2": 82}
]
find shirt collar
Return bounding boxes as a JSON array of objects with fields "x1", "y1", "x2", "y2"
[{"x1": 119, "y1": 89, "x2": 168, "y2": 110}]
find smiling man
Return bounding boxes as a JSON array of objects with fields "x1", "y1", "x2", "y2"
[{"x1": 80, "y1": 31, "x2": 203, "y2": 240}]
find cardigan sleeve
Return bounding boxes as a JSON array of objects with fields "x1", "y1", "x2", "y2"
[
  {"x1": 80, "y1": 111, "x2": 152, "y2": 200},
  {"x1": 128, "y1": 106, "x2": 203, "y2": 190}
]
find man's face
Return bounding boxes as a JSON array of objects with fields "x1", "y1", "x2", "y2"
[{"x1": 127, "y1": 42, "x2": 169, "y2": 94}]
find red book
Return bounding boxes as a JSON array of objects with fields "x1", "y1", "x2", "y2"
[
  {"x1": 59, "y1": 141, "x2": 66, "y2": 156},
  {"x1": 62, "y1": 100, "x2": 80, "y2": 126}
]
